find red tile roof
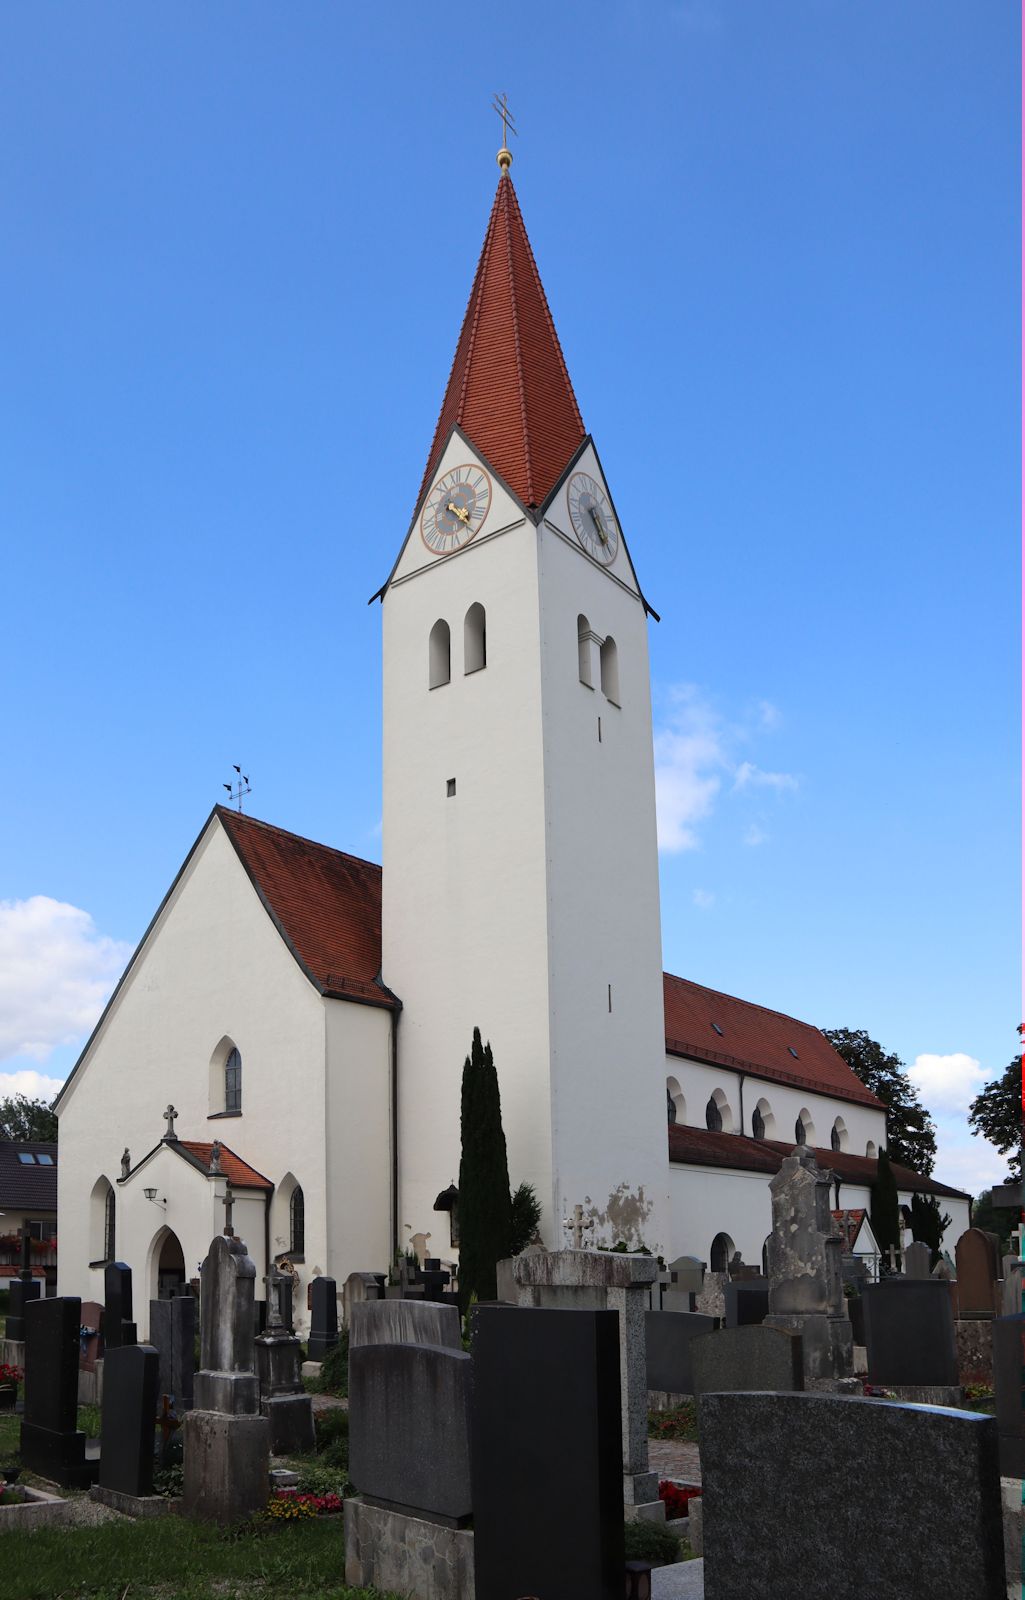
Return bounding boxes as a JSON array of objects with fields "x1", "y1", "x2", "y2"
[
  {"x1": 664, "y1": 973, "x2": 883, "y2": 1109},
  {"x1": 217, "y1": 808, "x2": 397, "y2": 1010},
  {"x1": 416, "y1": 173, "x2": 585, "y2": 514},
  {"x1": 667, "y1": 1125, "x2": 969, "y2": 1200},
  {"x1": 832, "y1": 1208, "x2": 870, "y2": 1251},
  {"x1": 177, "y1": 1141, "x2": 272, "y2": 1190}
]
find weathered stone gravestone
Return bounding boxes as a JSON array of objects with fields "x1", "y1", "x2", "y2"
[
  {"x1": 342, "y1": 1270, "x2": 385, "y2": 1328},
  {"x1": 350, "y1": 1297, "x2": 461, "y2": 1351},
  {"x1": 255, "y1": 1267, "x2": 314, "y2": 1454},
  {"x1": 690, "y1": 1324, "x2": 804, "y2": 1399},
  {"x1": 512, "y1": 1246, "x2": 662, "y2": 1520},
  {"x1": 862, "y1": 1279, "x2": 959, "y2": 1388},
  {"x1": 723, "y1": 1278, "x2": 769, "y2": 1328},
  {"x1": 903, "y1": 1240, "x2": 933, "y2": 1279},
  {"x1": 307, "y1": 1276, "x2": 339, "y2": 1359},
  {"x1": 645, "y1": 1310, "x2": 716, "y2": 1397},
  {"x1": 955, "y1": 1228, "x2": 1000, "y2": 1319},
  {"x1": 345, "y1": 1311, "x2": 473, "y2": 1599},
  {"x1": 182, "y1": 1232, "x2": 270, "y2": 1524},
  {"x1": 96, "y1": 1343, "x2": 161, "y2": 1502},
  {"x1": 765, "y1": 1147, "x2": 853, "y2": 1383},
  {"x1": 149, "y1": 1295, "x2": 195, "y2": 1411},
  {"x1": 662, "y1": 1254, "x2": 704, "y2": 1313},
  {"x1": 694, "y1": 1269, "x2": 728, "y2": 1320},
  {"x1": 103, "y1": 1261, "x2": 137, "y2": 1348},
  {"x1": 992, "y1": 1312, "x2": 1025, "y2": 1478},
  {"x1": 20, "y1": 1296, "x2": 96, "y2": 1487},
  {"x1": 471, "y1": 1305, "x2": 624, "y2": 1600},
  {"x1": 699, "y1": 1391, "x2": 1005, "y2": 1599},
  {"x1": 5, "y1": 1223, "x2": 41, "y2": 1343}
]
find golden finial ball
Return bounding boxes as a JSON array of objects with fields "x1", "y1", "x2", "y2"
[{"x1": 497, "y1": 146, "x2": 513, "y2": 173}]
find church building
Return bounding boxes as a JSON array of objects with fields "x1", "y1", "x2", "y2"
[{"x1": 54, "y1": 154, "x2": 969, "y2": 1334}]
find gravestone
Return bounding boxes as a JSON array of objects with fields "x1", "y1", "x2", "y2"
[
  {"x1": 420, "y1": 1257, "x2": 459, "y2": 1308},
  {"x1": 903, "y1": 1240, "x2": 933, "y2": 1279},
  {"x1": 723, "y1": 1277, "x2": 769, "y2": 1328},
  {"x1": 645, "y1": 1310, "x2": 716, "y2": 1396},
  {"x1": 667, "y1": 1254, "x2": 704, "y2": 1304},
  {"x1": 992, "y1": 1312, "x2": 1025, "y2": 1478},
  {"x1": 349, "y1": 1340, "x2": 472, "y2": 1522},
  {"x1": 98, "y1": 1344, "x2": 161, "y2": 1498},
  {"x1": 350, "y1": 1297, "x2": 461, "y2": 1351},
  {"x1": 512, "y1": 1246, "x2": 662, "y2": 1519},
  {"x1": 841, "y1": 1255, "x2": 870, "y2": 1292},
  {"x1": 955, "y1": 1228, "x2": 999, "y2": 1319},
  {"x1": 6, "y1": 1223, "x2": 41, "y2": 1342},
  {"x1": 20, "y1": 1296, "x2": 96, "y2": 1487},
  {"x1": 765, "y1": 1147, "x2": 853, "y2": 1383},
  {"x1": 1001, "y1": 1256, "x2": 1025, "y2": 1316},
  {"x1": 254, "y1": 1264, "x2": 314, "y2": 1454},
  {"x1": 103, "y1": 1261, "x2": 137, "y2": 1348},
  {"x1": 690, "y1": 1324, "x2": 804, "y2": 1398},
  {"x1": 342, "y1": 1270, "x2": 386, "y2": 1328},
  {"x1": 700, "y1": 1391, "x2": 1005, "y2": 1599},
  {"x1": 694, "y1": 1269, "x2": 728, "y2": 1320},
  {"x1": 149, "y1": 1295, "x2": 195, "y2": 1411},
  {"x1": 182, "y1": 1231, "x2": 270, "y2": 1524},
  {"x1": 471, "y1": 1305, "x2": 625, "y2": 1600},
  {"x1": 307, "y1": 1276, "x2": 339, "y2": 1359},
  {"x1": 862, "y1": 1278, "x2": 959, "y2": 1387}
]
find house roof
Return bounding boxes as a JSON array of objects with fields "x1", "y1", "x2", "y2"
[
  {"x1": 416, "y1": 172, "x2": 586, "y2": 515},
  {"x1": 667, "y1": 1124, "x2": 970, "y2": 1201},
  {"x1": 664, "y1": 972, "x2": 883, "y2": 1109},
  {"x1": 217, "y1": 808, "x2": 398, "y2": 1009},
  {"x1": 176, "y1": 1141, "x2": 273, "y2": 1190},
  {"x1": 0, "y1": 1142, "x2": 57, "y2": 1214},
  {"x1": 832, "y1": 1208, "x2": 869, "y2": 1251}
]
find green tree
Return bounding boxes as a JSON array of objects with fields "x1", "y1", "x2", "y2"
[
  {"x1": 457, "y1": 1027, "x2": 512, "y2": 1311},
  {"x1": 822, "y1": 1028, "x2": 937, "y2": 1175},
  {"x1": 508, "y1": 1181, "x2": 542, "y2": 1255},
  {"x1": 970, "y1": 1189, "x2": 1014, "y2": 1258},
  {"x1": 909, "y1": 1191, "x2": 951, "y2": 1264},
  {"x1": 967, "y1": 1057, "x2": 1022, "y2": 1181},
  {"x1": 0, "y1": 1095, "x2": 57, "y2": 1142},
  {"x1": 870, "y1": 1150, "x2": 901, "y2": 1269}
]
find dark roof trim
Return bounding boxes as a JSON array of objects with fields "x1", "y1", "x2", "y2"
[
  {"x1": 536, "y1": 434, "x2": 659, "y2": 621},
  {"x1": 118, "y1": 1138, "x2": 271, "y2": 1189}
]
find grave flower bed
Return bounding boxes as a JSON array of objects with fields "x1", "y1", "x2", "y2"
[
  {"x1": 648, "y1": 1402, "x2": 698, "y2": 1442},
  {"x1": 265, "y1": 1489, "x2": 344, "y2": 1521},
  {"x1": 0, "y1": 1364, "x2": 22, "y2": 1411},
  {"x1": 659, "y1": 1480, "x2": 701, "y2": 1519}
]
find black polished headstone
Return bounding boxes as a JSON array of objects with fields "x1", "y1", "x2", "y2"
[
  {"x1": 20, "y1": 1296, "x2": 95, "y2": 1487},
  {"x1": 104, "y1": 1261, "x2": 137, "y2": 1349},
  {"x1": 149, "y1": 1296, "x2": 195, "y2": 1411},
  {"x1": 472, "y1": 1305, "x2": 624, "y2": 1600},
  {"x1": 307, "y1": 1276, "x2": 338, "y2": 1360},
  {"x1": 992, "y1": 1313, "x2": 1025, "y2": 1477},
  {"x1": 99, "y1": 1344, "x2": 161, "y2": 1496},
  {"x1": 6, "y1": 1278, "x2": 42, "y2": 1342},
  {"x1": 724, "y1": 1278, "x2": 769, "y2": 1328},
  {"x1": 862, "y1": 1278, "x2": 958, "y2": 1387},
  {"x1": 645, "y1": 1310, "x2": 716, "y2": 1394}
]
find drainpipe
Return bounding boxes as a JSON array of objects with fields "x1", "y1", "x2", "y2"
[
  {"x1": 263, "y1": 1186, "x2": 273, "y2": 1312},
  {"x1": 737, "y1": 1072, "x2": 746, "y2": 1134},
  {"x1": 390, "y1": 1003, "x2": 402, "y2": 1267}
]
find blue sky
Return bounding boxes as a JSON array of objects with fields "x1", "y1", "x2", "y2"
[{"x1": 0, "y1": 2, "x2": 1019, "y2": 1195}]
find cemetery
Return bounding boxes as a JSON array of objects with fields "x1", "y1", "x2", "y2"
[{"x1": 0, "y1": 1145, "x2": 1021, "y2": 1598}]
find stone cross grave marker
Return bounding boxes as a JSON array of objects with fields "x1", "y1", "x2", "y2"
[
  {"x1": 885, "y1": 1244, "x2": 901, "y2": 1274},
  {"x1": 162, "y1": 1104, "x2": 178, "y2": 1140},
  {"x1": 220, "y1": 1181, "x2": 235, "y2": 1237},
  {"x1": 563, "y1": 1203, "x2": 595, "y2": 1249}
]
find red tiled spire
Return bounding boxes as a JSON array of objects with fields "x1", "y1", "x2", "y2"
[{"x1": 417, "y1": 173, "x2": 586, "y2": 512}]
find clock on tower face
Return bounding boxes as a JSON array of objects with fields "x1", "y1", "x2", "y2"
[
  {"x1": 420, "y1": 464, "x2": 493, "y2": 555},
  {"x1": 567, "y1": 471, "x2": 618, "y2": 565}
]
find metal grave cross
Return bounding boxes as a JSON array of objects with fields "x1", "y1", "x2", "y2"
[
  {"x1": 886, "y1": 1244, "x2": 901, "y2": 1274},
  {"x1": 563, "y1": 1204, "x2": 595, "y2": 1251}
]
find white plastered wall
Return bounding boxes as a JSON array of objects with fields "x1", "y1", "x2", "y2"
[
  {"x1": 324, "y1": 997, "x2": 392, "y2": 1280},
  {"x1": 664, "y1": 1052, "x2": 888, "y2": 1155}
]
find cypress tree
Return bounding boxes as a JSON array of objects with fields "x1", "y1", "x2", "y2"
[
  {"x1": 910, "y1": 1190, "x2": 951, "y2": 1266},
  {"x1": 457, "y1": 1027, "x2": 512, "y2": 1311},
  {"x1": 870, "y1": 1149, "x2": 901, "y2": 1271}
]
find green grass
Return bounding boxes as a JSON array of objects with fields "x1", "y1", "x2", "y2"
[{"x1": 0, "y1": 1516, "x2": 399, "y2": 1600}]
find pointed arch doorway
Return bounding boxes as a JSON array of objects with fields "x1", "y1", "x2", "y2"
[{"x1": 150, "y1": 1227, "x2": 187, "y2": 1301}]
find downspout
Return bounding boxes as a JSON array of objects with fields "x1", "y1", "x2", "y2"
[
  {"x1": 263, "y1": 1184, "x2": 273, "y2": 1315},
  {"x1": 390, "y1": 1003, "x2": 402, "y2": 1268},
  {"x1": 737, "y1": 1072, "x2": 745, "y2": 1135}
]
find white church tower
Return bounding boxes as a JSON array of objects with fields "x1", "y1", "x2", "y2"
[{"x1": 380, "y1": 155, "x2": 669, "y2": 1255}]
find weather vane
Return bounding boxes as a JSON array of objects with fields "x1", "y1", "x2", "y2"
[
  {"x1": 222, "y1": 765, "x2": 251, "y2": 813},
  {"x1": 492, "y1": 92, "x2": 517, "y2": 174}
]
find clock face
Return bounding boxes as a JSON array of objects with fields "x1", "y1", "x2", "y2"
[
  {"x1": 567, "y1": 471, "x2": 618, "y2": 565},
  {"x1": 421, "y1": 464, "x2": 493, "y2": 555}
]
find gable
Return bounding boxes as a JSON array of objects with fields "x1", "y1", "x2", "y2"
[{"x1": 539, "y1": 437, "x2": 649, "y2": 611}]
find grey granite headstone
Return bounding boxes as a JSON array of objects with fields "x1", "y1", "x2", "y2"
[
  {"x1": 20, "y1": 1296, "x2": 95, "y2": 1487},
  {"x1": 690, "y1": 1324, "x2": 804, "y2": 1398},
  {"x1": 149, "y1": 1295, "x2": 195, "y2": 1411},
  {"x1": 342, "y1": 1270, "x2": 386, "y2": 1328},
  {"x1": 765, "y1": 1147, "x2": 853, "y2": 1382},
  {"x1": 700, "y1": 1391, "x2": 1005, "y2": 1599},
  {"x1": 862, "y1": 1278, "x2": 959, "y2": 1387},
  {"x1": 668, "y1": 1255, "x2": 704, "y2": 1294},
  {"x1": 992, "y1": 1312, "x2": 1025, "y2": 1477},
  {"x1": 472, "y1": 1305, "x2": 624, "y2": 1599},
  {"x1": 349, "y1": 1340, "x2": 471, "y2": 1523},
  {"x1": 307, "y1": 1276, "x2": 338, "y2": 1360},
  {"x1": 255, "y1": 1329, "x2": 315, "y2": 1454},
  {"x1": 99, "y1": 1343, "x2": 161, "y2": 1497},
  {"x1": 645, "y1": 1310, "x2": 716, "y2": 1394},
  {"x1": 349, "y1": 1297, "x2": 461, "y2": 1351},
  {"x1": 723, "y1": 1278, "x2": 769, "y2": 1328},
  {"x1": 903, "y1": 1241, "x2": 932, "y2": 1279}
]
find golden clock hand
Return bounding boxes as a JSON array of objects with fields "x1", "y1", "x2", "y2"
[{"x1": 447, "y1": 501, "x2": 471, "y2": 524}]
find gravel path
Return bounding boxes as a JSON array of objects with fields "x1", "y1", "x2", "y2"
[{"x1": 648, "y1": 1439, "x2": 701, "y2": 1484}]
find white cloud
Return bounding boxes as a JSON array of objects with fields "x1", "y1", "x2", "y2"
[
  {"x1": 757, "y1": 701, "x2": 782, "y2": 730},
  {"x1": 733, "y1": 762, "x2": 799, "y2": 794},
  {"x1": 928, "y1": 1123, "x2": 1008, "y2": 1199},
  {"x1": 653, "y1": 686, "x2": 725, "y2": 853},
  {"x1": 0, "y1": 897, "x2": 131, "y2": 1064},
  {"x1": 908, "y1": 1052, "x2": 988, "y2": 1115},
  {"x1": 0, "y1": 1069, "x2": 66, "y2": 1103},
  {"x1": 743, "y1": 823, "x2": 768, "y2": 847},
  {"x1": 691, "y1": 888, "x2": 715, "y2": 910}
]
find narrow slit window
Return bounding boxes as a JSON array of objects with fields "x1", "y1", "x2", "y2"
[
  {"x1": 464, "y1": 603, "x2": 486, "y2": 673},
  {"x1": 599, "y1": 635, "x2": 619, "y2": 704},
  {"x1": 447, "y1": 778, "x2": 456, "y2": 797},
  {"x1": 225, "y1": 1047, "x2": 242, "y2": 1113},
  {"x1": 429, "y1": 619, "x2": 451, "y2": 688}
]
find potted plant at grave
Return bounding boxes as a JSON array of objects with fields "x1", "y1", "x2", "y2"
[{"x1": 0, "y1": 1363, "x2": 22, "y2": 1411}]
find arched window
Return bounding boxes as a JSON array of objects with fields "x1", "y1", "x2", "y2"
[
  {"x1": 89, "y1": 1176, "x2": 115, "y2": 1264},
  {"x1": 710, "y1": 1231, "x2": 735, "y2": 1273},
  {"x1": 795, "y1": 1117, "x2": 806, "y2": 1145},
  {"x1": 429, "y1": 619, "x2": 451, "y2": 689},
  {"x1": 795, "y1": 1108, "x2": 814, "y2": 1147},
  {"x1": 104, "y1": 1187, "x2": 116, "y2": 1262},
  {"x1": 667, "y1": 1087, "x2": 677, "y2": 1124},
  {"x1": 577, "y1": 615, "x2": 593, "y2": 686},
  {"x1": 866, "y1": 1139, "x2": 878, "y2": 1159},
  {"x1": 599, "y1": 635, "x2": 620, "y2": 704},
  {"x1": 752, "y1": 1097, "x2": 775, "y2": 1141},
  {"x1": 290, "y1": 1185, "x2": 305, "y2": 1255},
  {"x1": 705, "y1": 1096, "x2": 723, "y2": 1132},
  {"x1": 464, "y1": 603, "x2": 486, "y2": 673},
  {"x1": 830, "y1": 1126, "x2": 840, "y2": 1151},
  {"x1": 752, "y1": 1107, "x2": 765, "y2": 1140},
  {"x1": 705, "y1": 1086, "x2": 733, "y2": 1133},
  {"x1": 225, "y1": 1047, "x2": 242, "y2": 1113},
  {"x1": 666, "y1": 1076, "x2": 685, "y2": 1127}
]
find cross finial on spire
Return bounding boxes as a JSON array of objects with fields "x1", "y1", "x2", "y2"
[
  {"x1": 491, "y1": 92, "x2": 517, "y2": 174},
  {"x1": 162, "y1": 1104, "x2": 178, "y2": 1141}
]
